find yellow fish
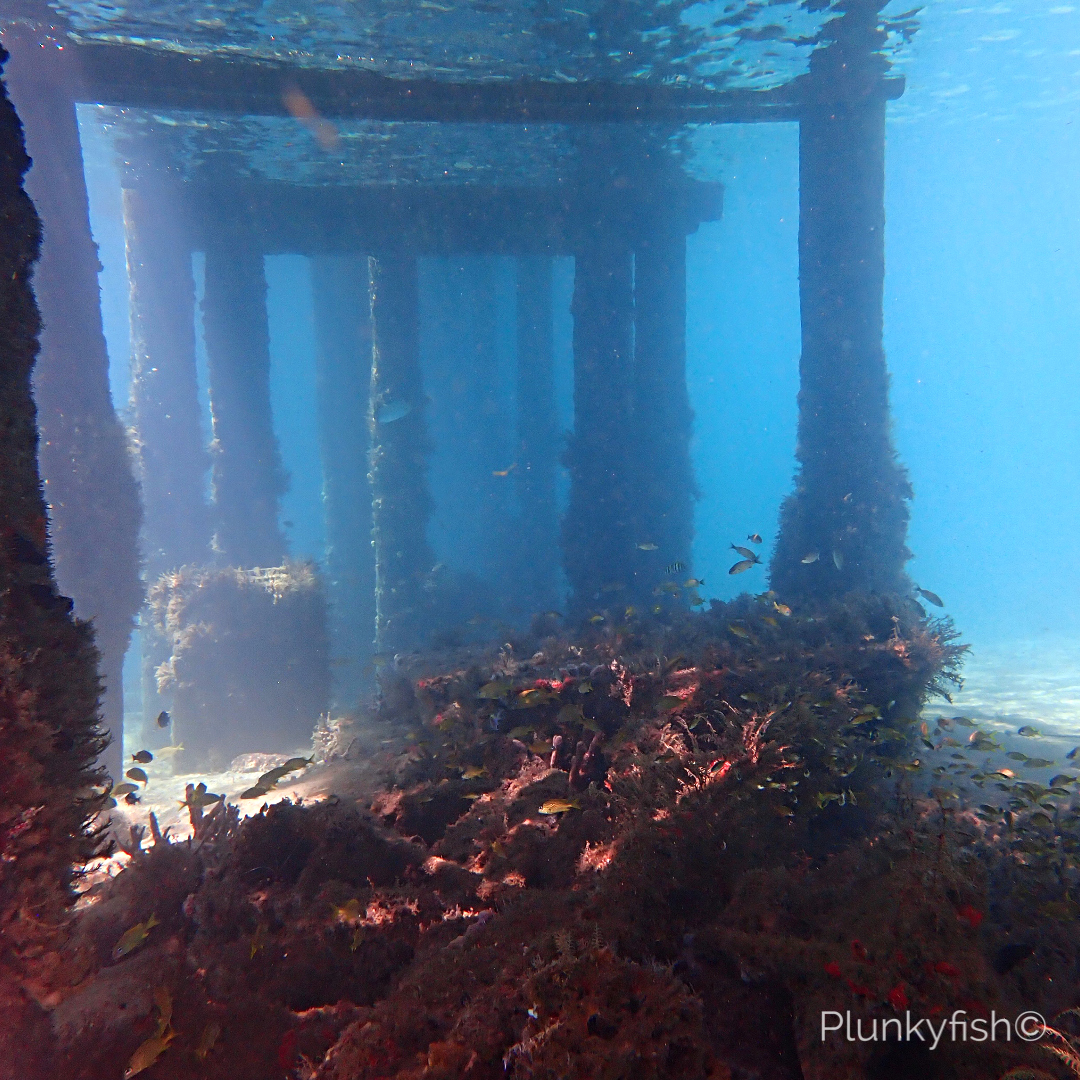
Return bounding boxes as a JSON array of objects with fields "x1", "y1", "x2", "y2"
[
  {"x1": 773, "y1": 602, "x2": 792, "y2": 616},
  {"x1": 124, "y1": 1030, "x2": 174, "y2": 1079},
  {"x1": 728, "y1": 623, "x2": 750, "y2": 639},
  {"x1": 589, "y1": 614, "x2": 605, "y2": 623},
  {"x1": 538, "y1": 799, "x2": 580, "y2": 815},
  {"x1": 478, "y1": 680, "x2": 513, "y2": 700},
  {"x1": 152, "y1": 987, "x2": 172, "y2": 1035},
  {"x1": 514, "y1": 688, "x2": 556, "y2": 708},
  {"x1": 529, "y1": 740, "x2": 553, "y2": 755},
  {"x1": 461, "y1": 765, "x2": 487, "y2": 779},
  {"x1": 113, "y1": 915, "x2": 160, "y2": 960}
]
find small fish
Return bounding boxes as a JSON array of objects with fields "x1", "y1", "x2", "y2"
[
  {"x1": 1017, "y1": 725, "x2": 1041, "y2": 737},
  {"x1": 832, "y1": 550, "x2": 844, "y2": 570},
  {"x1": 1068, "y1": 747, "x2": 1080, "y2": 761},
  {"x1": 658, "y1": 695, "x2": 683, "y2": 711},
  {"x1": 334, "y1": 898, "x2": 362, "y2": 923},
  {"x1": 538, "y1": 798, "x2": 580, "y2": 815},
  {"x1": 492, "y1": 463, "x2": 517, "y2": 477},
  {"x1": 762, "y1": 616, "x2": 779, "y2": 627},
  {"x1": 124, "y1": 792, "x2": 141, "y2": 805},
  {"x1": 729, "y1": 559, "x2": 755, "y2": 575},
  {"x1": 1023, "y1": 758, "x2": 1056, "y2": 769},
  {"x1": 478, "y1": 680, "x2": 513, "y2": 700},
  {"x1": 624, "y1": 606, "x2": 637, "y2": 618},
  {"x1": 801, "y1": 552, "x2": 819, "y2": 564},
  {"x1": 773, "y1": 602, "x2": 792, "y2": 616},
  {"x1": 558, "y1": 704, "x2": 584, "y2": 725},
  {"x1": 683, "y1": 579, "x2": 705, "y2": 589},
  {"x1": 131, "y1": 750, "x2": 153, "y2": 764},
  {"x1": 529, "y1": 740, "x2": 553, "y2": 756},
  {"x1": 240, "y1": 785, "x2": 272, "y2": 800},
  {"x1": 816, "y1": 791, "x2": 844, "y2": 808},
  {"x1": 730, "y1": 545, "x2": 758, "y2": 561},
  {"x1": 153, "y1": 986, "x2": 173, "y2": 1035},
  {"x1": 636, "y1": 542, "x2": 659, "y2": 551},
  {"x1": 112, "y1": 782, "x2": 138, "y2": 797},
  {"x1": 952, "y1": 716, "x2": 977, "y2": 727},
  {"x1": 514, "y1": 688, "x2": 556, "y2": 708},
  {"x1": 462, "y1": 765, "x2": 487, "y2": 779},
  {"x1": 728, "y1": 623, "x2": 750, "y2": 639},
  {"x1": 665, "y1": 561, "x2": 686, "y2": 575},
  {"x1": 376, "y1": 399, "x2": 411, "y2": 424},
  {"x1": 250, "y1": 923, "x2": 268, "y2": 959},
  {"x1": 1006, "y1": 752, "x2": 1029, "y2": 761},
  {"x1": 507, "y1": 725, "x2": 534, "y2": 740},
  {"x1": 916, "y1": 587, "x2": 944, "y2": 608},
  {"x1": 124, "y1": 1030, "x2": 174, "y2": 1079},
  {"x1": 155, "y1": 710, "x2": 170, "y2": 728},
  {"x1": 195, "y1": 1022, "x2": 221, "y2": 1062},
  {"x1": 577, "y1": 680, "x2": 593, "y2": 694},
  {"x1": 113, "y1": 914, "x2": 160, "y2": 960},
  {"x1": 589, "y1": 614, "x2": 605, "y2": 624},
  {"x1": 281, "y1": 756, "x2": 314, "y2": 771},
  {"x1": 126, "y1": 767, "x2": 148, "y2": 785},
  {"x1": 747, "y1": 533, "x2": 762, "y2": 544}
]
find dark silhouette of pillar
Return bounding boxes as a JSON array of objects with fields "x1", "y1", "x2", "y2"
[
  {"x1": 562, "y1": 242, "x2": 635, "y2": 616},
  {"x1": 2, "y1": 26, "x2": 142, "y2": 781},
  {"x1": 123, "y1": 182, "x2": 210, "y2": 574},
  {"x1": 0, "y1": 47, "x2": 113, "y2": 1068},
  {"x1": 202, "y1": 221, "x2": 287, "y2": 568},
  {"x1": 771, "y1": 0, "x2": 911, "y2": 602},
  {"x1": 632, "y1": 225, "x2": 695, "y2": 599},
  {"x1": 311, "y1": 254, "x2": 376, "y2": 706},
  {"x1": 515, "y1": 256, "x2": 560, "y2": 615},
  {"x1": 369, "y1": 254, "x2": 434, "y2": 653}
]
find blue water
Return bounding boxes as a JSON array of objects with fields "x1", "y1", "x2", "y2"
[{"x1": 74, "y1": 1, "x2": 1080, "y2": 739}]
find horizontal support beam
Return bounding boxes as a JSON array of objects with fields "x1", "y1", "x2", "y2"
[
  {"x1": 63, "y1": 40, "x2": 901, "y2": 125},
  {"x1": 164, "y1": 178, "x2": 723, "y2": 256}
]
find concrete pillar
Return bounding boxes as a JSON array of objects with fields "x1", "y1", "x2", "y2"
[
  {"x1": 368, "y1": 254, "x2": 434, "y2": 653},
  {"x1": 632, "y1": 226, "x2": 694, "y2": 602},
  {"x1": 123, "y1": 182, "x2": 210, "y2": 574},
  {"x1": 311, "y1": 254, "x2": 375, "y2": 706},
  {"x1": 202, "y1": 222, "x2": 287, "y2": 568},
  {"x1": 515, "y1": 256, "x2": 560, "y2": 615},
  {"x1": 2, "y1": 27, "x2": 142, "y2": 780},
  {"x1": 562, "y1": 242, "x2": 635, "y2": 616},
  {"x1": 771, "y1": 0, "x2": 911, "y2": 601}
]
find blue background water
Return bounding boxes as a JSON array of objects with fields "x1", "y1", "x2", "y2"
[{"x1": 77, "y1": 0, "x2": 1080, "y2": 690}]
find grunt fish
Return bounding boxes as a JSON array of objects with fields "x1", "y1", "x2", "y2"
[
  {"x1": 124, "y1": 1030, "x2": 174, "y2": 1079},
  {"x1": 589, "y1": 614, "x2": 605, "y2": 624},
  {"x1": 461, "y1": 765, "x2": 487, "y2": 779},
  {"x1": 729, "y1": 559, "x2": 755, "y2": 575},
  {"x1": 478, "y1": 680, "x2": 513, "y2": 700},
  {"x1": 113, "y1": 914, "x2": 160, "y2": 960},
  {"x1": 1017, "y1": 725, "x2": 1041, "y2": 737},
  {"x1": 728, "y1": 623, "x2": 750, "y2": 639}
]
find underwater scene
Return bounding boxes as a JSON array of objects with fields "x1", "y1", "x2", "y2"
[{"x1": 0, "y1": 0, "x2": 1078, "y2": 1077}]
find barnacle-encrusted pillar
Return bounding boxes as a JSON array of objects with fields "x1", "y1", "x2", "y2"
[
  {"x1": 369, "y1": 254, "x2": 434, "y2": 654},
  {"x1": 202, "y1": 219, "x2": 287, "y2": 568},
  {"x1": 771, "y1": 1, "x2": 911, "y2": 602},
  {"x1": 311, "y1": 254, "x2": 376, "y2": 706},
  {"x1": 123, "y1": 181, "x2": 210, "y2": 574},
  {"x1": 3, "y1": 27, "x2": 142, "y2": 781},
  {"x1": 632, "y1": 224, "x2": 694, "y2": 599},
  {"x1": 515, "y1": 255, "x2": 560, "y2": 615},
  {"x1": 563, "y1": 242, "x2": 634, "y2": 616},
  {"x1": 0, "y1": 44, "x2": 111, "y2": 1069}
]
